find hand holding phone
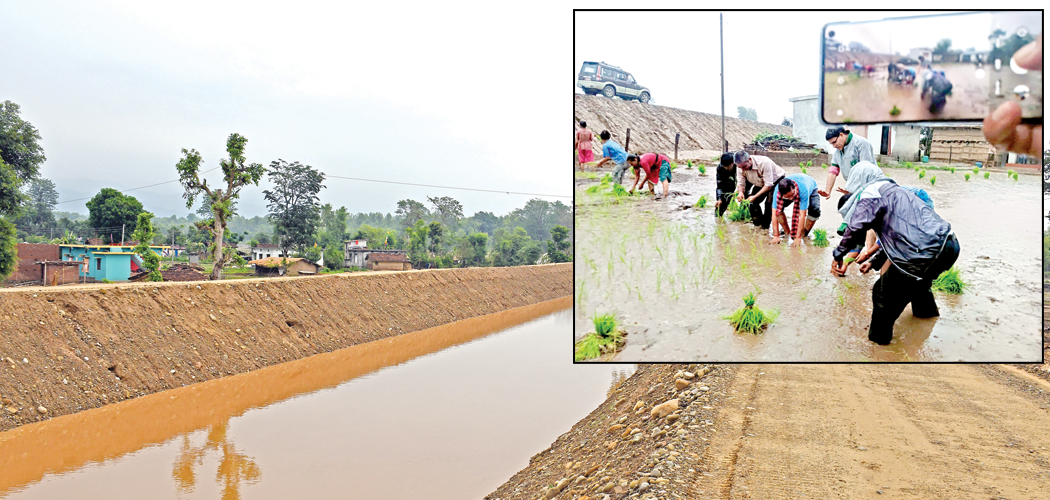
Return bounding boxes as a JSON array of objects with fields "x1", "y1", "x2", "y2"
[{"x1": 982, "y1": 35, "x2": 1043, "y2": 155}]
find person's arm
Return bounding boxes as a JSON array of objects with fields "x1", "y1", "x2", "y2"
[
  {"x1": 628, "y1": 168, "x2": 642, "y2": 193},
  {"x1": 594, "y1": 157, "x2": 610, "y2": 168},
  {"x1": 820, "y1": 170, "x2": 838, "y2": 198},
  {"x1": 791, "y1": 203, "x2": 804, "y2": 246},
  {"x1": 749, "y1": 183, "x2": 772, "y2": 202},
  {"x1": 833, "y1": 198, "x2": 881, "y2": 264}
]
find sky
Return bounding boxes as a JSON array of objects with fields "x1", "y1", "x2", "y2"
[{"x1": 1, "y1": 1, "x2": 571, "y2": 219}]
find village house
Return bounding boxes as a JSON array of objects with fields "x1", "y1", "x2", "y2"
[
  {"x1": 250, "y1": 244, "x2": 286, "y2": 261},
  {"x1": 247, "y1": 257, "x2": 321, "y2": 277},
  {"x1": 365, "y1": 252, "x2": 412, "y2": 271},
  {"x1": 343, "y1": 239, "x2": 409, "y2": 269},
  {"x1": 58, "y1": 244, "x2": 167, "y2": 282}
]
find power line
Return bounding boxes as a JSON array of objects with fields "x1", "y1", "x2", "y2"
[{"x1": 54, "y1": 166, "x2": 570, "y2": 205}]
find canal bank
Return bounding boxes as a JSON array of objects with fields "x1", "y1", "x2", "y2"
[{"x1": 0, "y1": 264, "x2": 571, "y2": 431}]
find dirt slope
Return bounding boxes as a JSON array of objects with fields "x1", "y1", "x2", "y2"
[
  {"x1": 491, "y1": 363, "x2": 1050, "y2": 499},
  {"x1": 574, "y1": 94, "x2": 792, "y2": 155},
  {"x1": 0, "y1": 264, "x2": 571, "y2": 431}
]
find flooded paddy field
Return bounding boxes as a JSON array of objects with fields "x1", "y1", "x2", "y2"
[
  {"x1": 0, "y1": 300, "x2": 633, "y2": 500},
  {"x1": 574, "y1": 161, "x2": 1042, "y2": 362}
]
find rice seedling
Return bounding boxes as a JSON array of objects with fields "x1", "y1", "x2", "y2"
[
  {"x1": 585, "y1": 184, "x2": 603, "y2": 194},
  {"x1": 836, "y1": 292, "x2": 845, "y2": 306},
  {"x1": 931, "y1": 266, "x2": 968, "y2": 294},
  {"x1": 812, "y1": 228, "x2": 830, "y2": 247},
  {"x1": 687, "y1": 160, "x2": 693, "y2": 169},
  {"x1": 802, "y1": 167, "x2": 808, "y2": 174},
  {"x1": 821, "y1": 163, "x2": 828, "y2": 169},
  {"x1": 972, "y1": 167, "x2": 979, "y2": 174},
  {"x1": 611, "y1": 183, "x2": 629, "y2": 197},
  {"x1": 918, "y1": 170, "x2": 926, "y2": 179},
  {"x1": 1012, "y1": 173, "x2": 1019, "y2": 181},
  {"x1": 965, "y1": 173, "x2": 971, "y2": 181},
  {"x1": 949, "y1": 167, "x2": 955, "y2": 173},
  {"x1": 905, "y1": 161, "x2": 913, "y2": 169},
  {"x1": 799, "y1": 291, "x2": 807, "y2": 300},
  {"x1": 723, "y1": 292, "x2": 780, "y2": 335},
  {"x1": 930, "y1": 176, "x2": 936, "y2": 185},
  {"x1": 983, "y1": 172, "x2": 990, "y2": 179},
  {"x1": 799, "y1": 161, "x2": 806, "y2": 167},
  {"x1": 697, "y1": 163, "x2": 706, "y2": 175},
  {"x1": 726, "y1": 199, "x2": 752, "y2": 223},
  {"x1": 1007, "y1": 169, "x2": 1015, "y2": 176},
  {"x1": 574, "y1": 313, "x2": 624, "y2": 361},
  {"x1": 695, "y1": 194, "x2": 709, "y2": 208},
  {"x1": 806, "y1": 160, "x2": 813, "y2": 167},
  {"x1": 670, "y1": 162, "x2": 678, "y2": 172}
]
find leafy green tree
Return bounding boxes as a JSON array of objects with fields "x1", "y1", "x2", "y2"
[
  {"x1": 932, "y1": 38, "x2": 952, "y2": 55},
  {"x1": 19, "y1": 178, "x2": 58, "y2": 230},
  {"x1": 301, "y1": 244, "x2": 323, "y2": 263},
  {"x1": 427, "y1": 221, "x2": 444, "y2": 255},
  {"x1": 427, "y1": 196, "x2": 463, "y2": 230},
  {"x1": 323, "y1": 244, "x2": 343, "y2": 270},
  {"x1": 0, "y1": 101, "x2": 46, "y2": 182},
  {"x1": 491, "y1": 226, "x2": 541, "y2": 267},
  {"x1": 395, "y1": 199, "x2": 429, "y2": 229},
  {"x1": 465, "y1": 232, "x2": 489, "y2": 267},
  {"x1": 405, "y1": 219, "x2": 429, "y2": 267},
  {"x1": 263, "y1": 159, "x2": 326, "y2": 257},
  {"x1": 176, "y1": 133, "x2": 265, "y2": 280},
  {"x1": 736, "y1": 106, "x2": 758, "y2": 121},
  {"x1": 86, "y1": 188, "x2": 144, "y2": 243},
  {"x1": 0, "y1": 214, "x2": 15, "y2": 281},
  {"x1": 131, "y1": 212, "x2": 162, "y2": 281},
  {"x1": 353, "y1": 224, "x2": 399, "y2": 249},
  {"x1": 471, "y1": 211, "x2": 500, "y2": 235},
  {"x1": 546, "y1": 225, "x2": 572, "y2": 263}
]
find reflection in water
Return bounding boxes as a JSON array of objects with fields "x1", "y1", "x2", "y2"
[
  {"x1": 0, "y1": 297, "x2": 569, "y2": 498},
  {"x1": 172, "y1": 422, "x2": 261, "y2": 500}
]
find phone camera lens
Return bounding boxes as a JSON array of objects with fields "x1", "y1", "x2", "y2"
[{"x1": 828, "y1": 30, "x2": 835, "y2": 38}]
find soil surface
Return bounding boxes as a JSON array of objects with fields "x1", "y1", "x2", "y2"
[
  {"x1": 575, "y1": 162, "x2": 1041, "y2": 362},
  {"x1": 489, "y1": 362, "x2": 1050, "y2": 499},
  {"x1": 826, "y1": 63, "x2": 990, "y2": 122},
  {"x1": 0, "y1": 264, "x2": 571, "y2": 431}
]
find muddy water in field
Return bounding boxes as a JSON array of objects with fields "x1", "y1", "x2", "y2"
[
  {"x1": 826, "y1": 63, "x2": 991, "y2": 122},
  {"x1": 575, "y1": 163, "x2": 1041, "y2": 362},
  {"x1": 0, "y1": 298, "x2": 634, "y2": 500}
]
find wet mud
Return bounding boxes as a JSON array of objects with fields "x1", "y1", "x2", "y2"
[
  {"x1": 0, "y1": 298, "x2": 618, "y2": 500},
  {"x1": 575, "y1": 163, "x2": 1041, "y2": 361},
  {"x1": 825, "y1": 63, "x2": 989, "y2": 122}
]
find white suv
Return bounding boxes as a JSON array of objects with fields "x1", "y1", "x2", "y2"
[{"x1": 577, "y1": 61, "x2": 651, "y2": 104}]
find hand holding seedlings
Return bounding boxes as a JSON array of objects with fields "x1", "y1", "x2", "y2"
[{"x1": 770, "y1": 235, "x2": 782, "y2": 245}]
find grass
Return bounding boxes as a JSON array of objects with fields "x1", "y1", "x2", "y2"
[
  {"x1": 723, "y1": 292, "x2": 779, "y2": 335},
  {"x1": 812, "y1": 229, "x2": 829, "y2": 247},
  {"x1": 695, "y1": 194, "x2": 709, "y2": 208},
  {"x1": 931, "y1": 266, "x2": 968, "y2": 294}
]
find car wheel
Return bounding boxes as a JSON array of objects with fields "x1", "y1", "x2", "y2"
[
  {"x1": 602, "y1": 85, "x2": 616, "y2": 98},
  {"x1": 639, "y1": 91, "x2": 651, "y2": 104}
]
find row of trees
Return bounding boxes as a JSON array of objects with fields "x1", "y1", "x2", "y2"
[{"x1": 0, "y1": 107, "x2": 573, "y2": 282}]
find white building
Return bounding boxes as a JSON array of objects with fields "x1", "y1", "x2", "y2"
[{"x1": 251, "y1": 244, "x2": 285, "y2": 261}]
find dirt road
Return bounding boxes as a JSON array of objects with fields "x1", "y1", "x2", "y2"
[
  {"x1": 490, "y1": 363, "x2": 1050, "y2": 499},
  {"x1": 692, "y1": 364, "x2": 1050, "y2": 499}
]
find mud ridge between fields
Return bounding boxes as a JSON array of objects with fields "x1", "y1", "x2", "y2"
[{"x1": 0, "y1": 264, "x2": 570, "y2": 431}]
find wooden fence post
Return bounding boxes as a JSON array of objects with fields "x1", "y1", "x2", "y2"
[
  {"x1": 625, "y1": 128, "x2": 631, "y2": 152},
  {"x1": 674, "y1": 133, "x2": 680, "y2": 161}
]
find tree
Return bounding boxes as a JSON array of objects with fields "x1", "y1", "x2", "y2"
[
  {"x1": 427, "y1": 196, "x2": 463, "y2": 230},
  {"x1": 737, "y1": 106, "x2": 758, "y2": 121},
  {"x1": 781, "y1": 117, "x2": 793, "y2": 127},
  {"x1": 465, "y1": 232, "x2": 489, "y2": 267},
  {"x1": 262, "y1": 159, "x2": 325, "y2": 257},
  {"x1": 505, "y1": 198, "x2": 569, "y2": 242},
  {"x1": 86, "y1": 188, "x2": 144, "y2": 243},
  {"x1": 0, "y1": 101, "x2": 46, "y2": 182},
  {"x1": 405, "y1": 219, "x2": 430, "y2": 267},
  {"x1": 131, "y1": 212, "x2": 162, "y2": 281},
  {"x1": 491, "y1": 226, "x2": 540, "y2": 267},
  {"x1": 933, "y1": 38, "x2": 952, "y2": 55},
  {"x1": 395, "y1": 199, "x2": 429, "y2": 229},
  {"x1": 471, "y1": 211, "x2": 500, "y2": 235},
  {"x1": 546, "y1": 225, "x2": 571, "y2": 263},
  {"x1": 427, "y1": 221, "x2": 444, "y2": 255},
  {"x1": 19, "y1": 178, "x2": 58, "y2": 229},
  {"x1": 176, "y1": 133, "x2": 265, "y2": 280}
]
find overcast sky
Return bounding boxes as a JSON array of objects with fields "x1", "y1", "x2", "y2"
[{"x1": 1, "y1": 1, "x2": 570, "y2": 219}]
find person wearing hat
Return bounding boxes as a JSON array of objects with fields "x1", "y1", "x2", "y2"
[
  {"x1": 733, "y1": 150, "x2": 786, "y2": 231},
  {"x1": 819, "y1": 127, "x2": 875, "y2": 200}
]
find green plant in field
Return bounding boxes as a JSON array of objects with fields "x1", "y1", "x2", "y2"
[
  {"x1": 890, "y1": 105, "x2": 901, "y2": 116},
  {"x1": 799, "y1": 161, "x2": 806, "y2": 167},
  {"x1": 802, "y1": 167, "x2": 808, "y2": 174},
  {"x1": 726, "y1": 198, "x2": 752, "y2": 222},
  {"x1": 812, "y1": 229, "x2": 829, "y2": 247},
  {"x1": 972, "y1": 167, "x2": 979, "y2": 174},
  {"x1": 931, "y1": 266, "x2": 968, "y2": 294},
  {"x1": 697, "y1": 163, "x2": 706, "y2": 175},
  {"x1": 918, "y1": 170, "x2": 926, "y2": 179},
  {"x1": 687, "y1": 160, "x2": 693, "y2": 169},
  {"x1": 836, "y1": 292, "x2": 845, "y2": 306},
  {"x1": 670, "y1": 162, "x2": 678, "y2": 172},
  {"x1": 965, "y1": 173, "x2": 970, "y2": 181},
  {"x1": 1012, "y1": 173, "x2": 1019, "y2": 180},
  {"x1": 611, "y1": 183, "x2": 629, "y2": 197},
  {"x1": 723, "y1": 292, "x2": 779, "y2": 335},
  {"x1": 983, "y1": 172, "x2": 990, "y2": 179},
  {"x1": 1007, "y1": 169, "x2": 1015, "y2": 176},
  {"x1": 585, "y1": 184, "x2": 603, "y2": 194},
  {"x1": 949, "y1": 167, "x2": 955, "y2": 173},
  {"x1": 102, "y1": 279, "x2": 113, "y2": 284},
  {"x1": 821, "y1": 163, "x2": 828, "y2": 169},
  {"x1": 930, "y1": 176, "x2": 936, "y2": 185},
  {"x1": 695, "y1": 194, "x2": 709, "y2": 208},
  {"x1": 806, "y1": 160, "x2": 813, "y2": 167},
  {"x1": 905, "y1": 162, "x2": 913, "y2": 169}
]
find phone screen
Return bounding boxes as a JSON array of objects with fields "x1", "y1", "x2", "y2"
[{"x1": 821, "y1": 11, "x2": 1042, "y2": 125}]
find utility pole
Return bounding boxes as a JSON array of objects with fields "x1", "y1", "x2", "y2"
[
  {"x1": 172, "y1": 227, "x2": 176, "y2": 265},
  {"x1": 720, "y1": 13, "x2": 726, "y2": 154},
  {"x1": 121, "y1": 224, "x2": 125, "y2": 246}
]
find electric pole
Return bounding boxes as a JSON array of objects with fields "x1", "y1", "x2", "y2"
[{"x1": 720, "y1": 13, "x2": 726, "y2": 153}]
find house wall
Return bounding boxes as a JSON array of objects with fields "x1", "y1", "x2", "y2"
[
  {"x1": 790, "y1": 96, "x2": 832, "y2": 154},
  {"x1": 890, "y1": 125, "x2": 923, "y2": 161},
  {"x1": 7, "y1": 244, "x2": 60, "y2": 282},
  {"x1": 372, "y1": 261, "x2": 409, "y2": 272},
  {"x1": 287, "y1": 261, "x2": 319, "y2": 276}
]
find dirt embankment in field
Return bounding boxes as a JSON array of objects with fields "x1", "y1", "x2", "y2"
[
  {"x1": 490, "y1": 362, "x2": 1050, "y2": 500},
  {"x1": 574, "y1": 94, "x2": 792, "y2": 155},
  {"x1": 0, "y1": 264, "x2": 571, "y2": 431}
]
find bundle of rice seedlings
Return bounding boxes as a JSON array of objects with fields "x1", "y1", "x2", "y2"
[
  {"x1": 905, "y1": 161, "x2": 913, "y2": 169},
  {"x1": 586, "y1": 184, "x2": 604, "y2": 194},
  {"x1": 821, "y1": 163, "x2": 828, "y2": 169},
  {"x1": 930, "y1": 176, "x2": 936, "y2": 185},
  {"x1": 972, "y1": 167, "x2": 979, "y2": 174},
  {"x1": 983, "y1": 172, "x2": 990, "y2": 179},
  {"x1": 611, "y1": 183, "x2": 629, "y2": 197},
  {"x1": 806, "y1": 160, "x2": 813, "y2": 167},
  {"x1": 802, "y1": 167, "x2": 808, "y2": 174},
  {"x1": 723, "y1": 292, "x2": 779, "y2": 335},
  {"x1": 1012, "y1": 172, "x2": 1019, "y2": 180},
  {"x1": 812, "y1": 228, "x2": 829, "y2": 247},
  {"x1": 695, "y1": 194, "x2": 709, "y2": 208},
  {"x1": 726, "y1": 198, "x2": 752, "y2": 222},
  {"x1": 670, "y1": 162, "x2": 678, "y2": 172},
  {"x1": 918, "y1": 170, "x2": 926, "y2": 179},
  {"x1": 965, "y1": 173, "x2": 971, "y2": 181},
  {"x1": 949, "y1": 167, "x2": 955, "y2": 173},
  {"x1": 1007, "y1": 169, "x2": 1015, "y2": 176},
  {"x1": 931, "y1": 266, "x2": 968, "y2": 294},
  {"x1": 575, "y1": 313, "x2": 624, "y2": 361},
  {"x1": 687, "y1": 160, "x2": 693, "y2": 169},
  {"x1": 799, "y1": 161, "x2": 806, "y2": 167},
  {"x1": 697, "y1": 163, "x2": 706, "y2": 175}
]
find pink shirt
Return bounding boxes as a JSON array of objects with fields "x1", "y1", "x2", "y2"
[
  {"x1": 575, "y1": 129, "x2": 593, "y2": 151},
  {"x1": 639, "y1": 153, "x2": 670, "y2": 184}
]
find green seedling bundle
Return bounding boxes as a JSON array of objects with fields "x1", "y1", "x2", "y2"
[
  {"x1": 1012, "y1": 173, "x2": 1019, "y2": 180},
  {"x1": 931, "y1": 266, "x2": 968, "y2": 294},
  {"x1": 972, "y1": 167, "x2": 979, "y2": 174},
  {"x1": 949, "y1": 167, "x2": 955, "y2": 173},
  {"x1": 695, "y1": 194, "x2": 709, "y2": 208},
  {"x1": 574, "y1": 312, "x2": 624, "y2": 361},
  {"x1": 983, "y1": 172, "x2": 990, "y2": 179},
  {"x1": 965, "y1": 173, "x2": 971, "y2": 181},
  {"x1": 918, "y1": 170, "x2": 926, "y2": 179},
  {"x1": 812, "y1": 229, "x2": 829, "y2": 247},
  {"x1": 697, "y1": 163, "x2": 706, "y2": 175},
  {"x1": 930, "y1": 176, "x2": 936, "y2": 185},
  {"x1": 726, "y1": 198, "x2": 752, "y2": 222},
  {"x1": 724, "y1": 292, "x2": 779, "y2": 335}
]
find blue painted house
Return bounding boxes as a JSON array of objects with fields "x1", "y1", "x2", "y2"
[{"x1": 58, "y1": 245, "x2": 167, "y2": 282}]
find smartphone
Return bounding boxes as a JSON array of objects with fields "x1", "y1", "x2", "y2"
[{"x1": 820, "y1": 11, "x2": 1041, "y2": 125}]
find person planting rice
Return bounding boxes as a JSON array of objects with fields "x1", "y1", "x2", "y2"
[
  {"x1": 593, "y1": 130, "x2": 630, "y2": 185},
  {"x1": 769, "y1": 174, "x2": 820, "y2": 248},
  {"x1": 733, "y1": 150, "x2": 785, "y2": 231},
  {"x1": 627, "y1": 152, "x2": 673, "y2": 199},
  {"x1": 574, "y1": 120, "x2": 594, "y2": 169},
  {"x1": 819, "y1": 127, "x2": 875, "y2": 200},
  {"x1": 832, "y1": 163, "x2": 959, "y2": 346},
  {"x1": 714, "y1": 152, "x2": 737, "y2": 217}
]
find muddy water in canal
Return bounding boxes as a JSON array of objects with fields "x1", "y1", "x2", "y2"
[
  {"x1": 575, "y1": 163, "x2": 1041, "y2": 362},
  {"x1": 0, "y1": 297, "x2": 634, "y2": 499}
]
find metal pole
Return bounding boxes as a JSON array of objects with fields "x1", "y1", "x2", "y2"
[
  {"x1": 720, "y1": 13, "x2": 726, "y2": 153},
  {"x1": 121, "y1": 224, "x2": 125, "y2": 246},
  {"x1": 675, "y1": 133, "x2": 680, "y2": 161},
  {"x1": 625, "y1": 128, "x2": 631, "y2": 152},
  {"x1": 172, "y1": 227, "x2": 176, "y2": 265}
]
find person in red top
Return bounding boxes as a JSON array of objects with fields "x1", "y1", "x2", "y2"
[
  {"x1": 626, "y1": 152, "x2": 673, "y2": 199},
  {"x1": 574, "y1": 121, "x2": 594, "y2": 168}
]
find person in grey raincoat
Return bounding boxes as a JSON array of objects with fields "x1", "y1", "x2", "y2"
[{"x1": 832, "y1": 162, "x2": 960, "y2": 345}]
